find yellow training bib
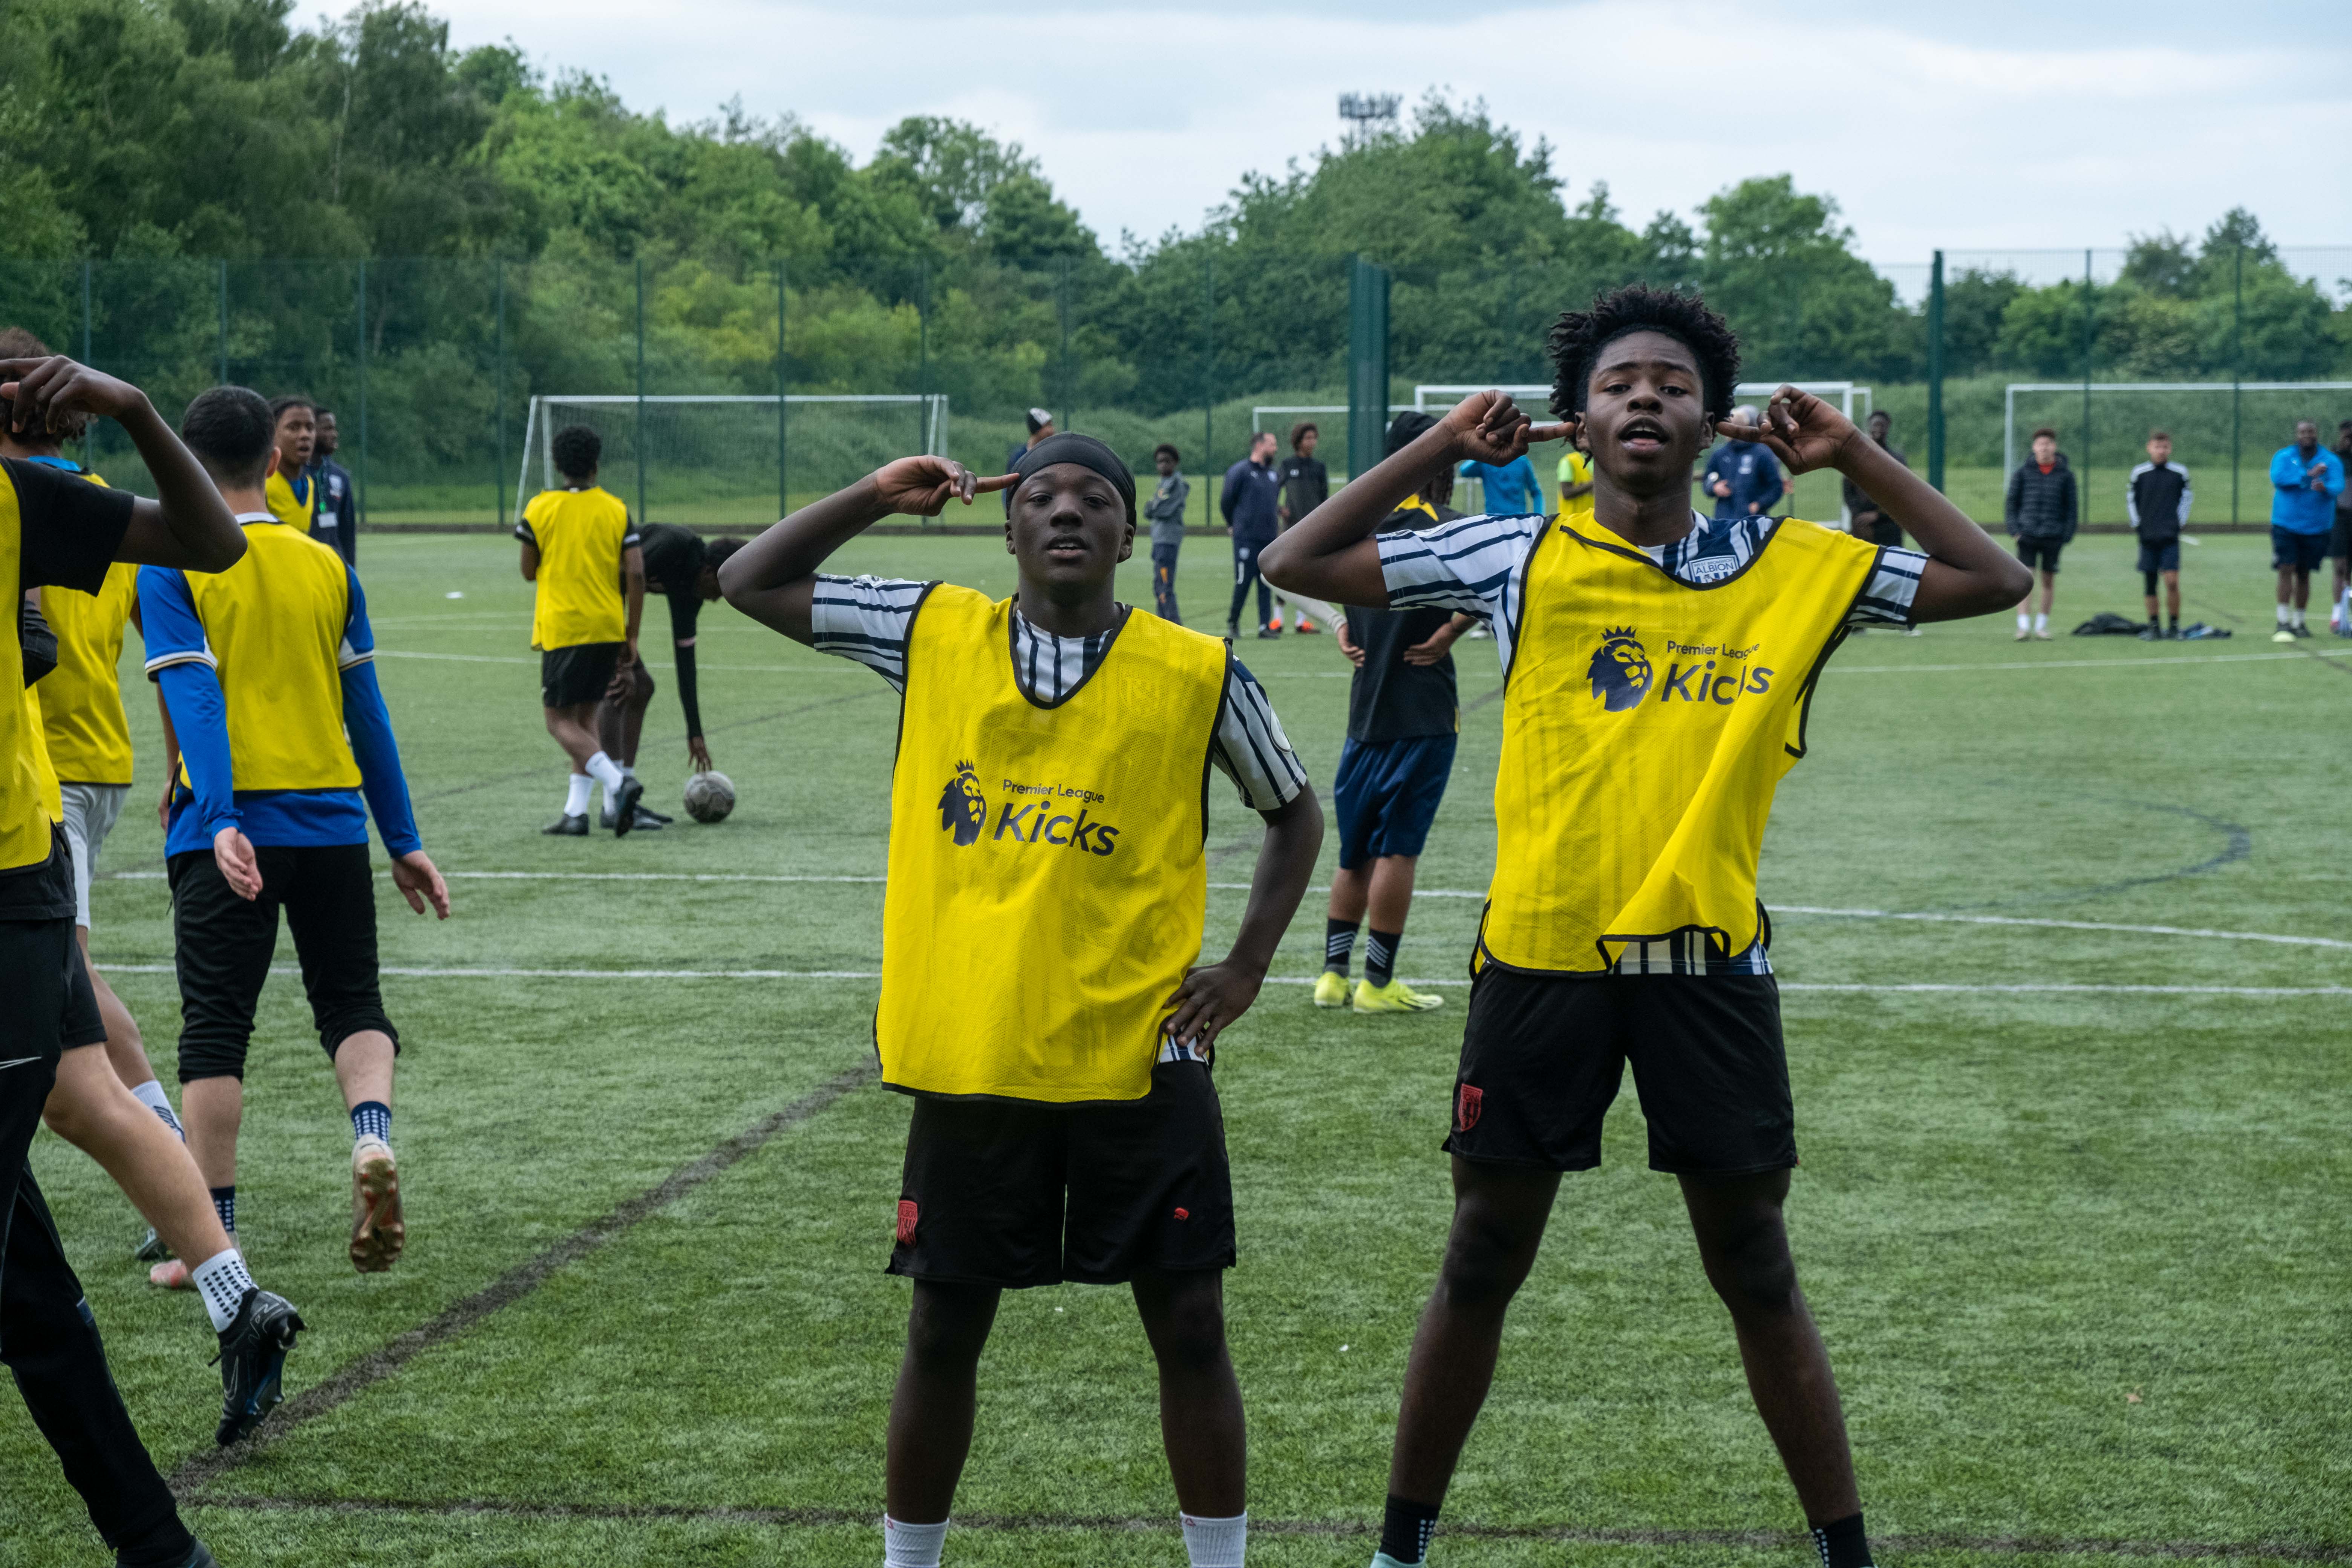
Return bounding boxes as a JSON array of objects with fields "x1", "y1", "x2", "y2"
[
  {"x1": 24, "y1": 684, "x2": 64, "y2": 825},
  {"x1": 878, "y1": 587, "x2": 1230, "y2": 1103},
  {"x1": 40, "y1": 561, "x2": 137, "y2": 786},
  {"x1": 2, "y1": 475, "x2": 55, "y2": 869},
  {"x1": 1482, "y1": 516, "x2": 1879, "y2": 974},
  {"x1": 522, "y1": 486, "x2": 632, "y2": 651},
  {"x1": 182, "y1": 522, "x2": 363, "y2": 792},
  {"x1": 265, "y1": 466, "x2": 317, "y2": 535}
]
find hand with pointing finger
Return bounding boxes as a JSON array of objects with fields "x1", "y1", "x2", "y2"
[
  {"x1": 1717, "y1": 385, "x2": 1862, "y2": 476},
  {"x1": 872, "y1": 456, "x2": 1016, "y2": 518}
]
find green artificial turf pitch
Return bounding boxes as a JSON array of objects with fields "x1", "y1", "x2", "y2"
[{"x1": 5, "y1": 527, "x2": 2349, "y2": 1566}]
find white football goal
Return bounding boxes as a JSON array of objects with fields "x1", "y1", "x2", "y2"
[{"x1": 517, "y1": 393, "x2": 949, "y2": 525}]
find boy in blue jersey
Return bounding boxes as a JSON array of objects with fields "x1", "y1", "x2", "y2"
[
  {"x1": 1455, "y1": 449, "x2": 1544, "y2": 518},
  {"x1": 145, "y1": 387, "x2": 449, "y2": 1280}
]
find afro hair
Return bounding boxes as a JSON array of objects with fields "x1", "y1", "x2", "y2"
[
  {"x1": 551, "y1": 424, "x2": 602, "y2": 481},
  {"x1": 0, "y1": 328, "x2": 87, "y2": 445},
  {"x1": 1545, "y1": 285, "x2": 1740, "y2": 423}
]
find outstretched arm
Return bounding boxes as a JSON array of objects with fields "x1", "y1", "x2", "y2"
[
  {"x1": 720, "y1": 458, "x2": 1010, "y2": 645},
  {"x1": 1723, "y1": 389, "x2": 2031, "y2": 623},
  {"x1": 1, "y1": 357, "x2": 242, "y2": 571},
  {"x1": 1160, "y1": 787, "x2": 1323, "y2": 1055},
  {"x1": 1260, "y1": 392, "x2": 1553, "y2": 607}
]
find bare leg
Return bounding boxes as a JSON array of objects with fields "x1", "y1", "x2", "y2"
[
  {"x1": 2038, "y1": 568, "x2": 2056, "y2": 618},
  {"x1": 1386, "y1": 1157, "x2": 1560, "y2": 1503},
  {"x1": 544, "y1": 701, "x2": 602, "y2": 771},
  {"x1": 182, "y1": 1076, "x2": 243, "y2": 1191},
  {"x1": 41, "y1": 1046, "x2": 234, "y2": 1265},
  {"x1": 76, "y1": 933, "x2": 157, "y2": 1096},
  {"x1": 333, "y1": 1031, "x2": 395, "y2": 1113},
  {"x1": 1366, "y1": 855, "x2": 1419, "y2": 932},
  {"x1": 596, "y1": 663, "x2": 655, "y2": 769},
  {"x1": 1328, "y1": 864, "x2": 1370, "y2": 925},
  {"x1": 1679, "y1": 1170, "x2": 1860, "y2": 1524},
  {"x1": 885, "y1": 1280, "x2": 1001, "y2": 1522},
  {"x1": 1133, "y1": 1269, "x2": 1246, "y2": 1516},
  {"x1": 2164, "y1": 570, "x2": 2181, "y2": 625}
]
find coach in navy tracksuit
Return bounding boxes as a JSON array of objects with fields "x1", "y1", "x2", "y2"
[
  {"x1": 1222, "y1": 429, "x2": 1282, "y2": 639},
  {"x1": 2127, "y1": 433, "x2": 2191, "y2": 637},
  {"x1": 1703, "y1": 411, "x2": 1785, "y2": 519}
]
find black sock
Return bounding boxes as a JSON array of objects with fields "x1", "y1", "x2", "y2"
[
  {"x1": 1378, "y1": 1494, "x2": 1441, "y2": 1564},
  {"x1": 1364, "y1": 927, "x2": 1401, "y2": 986},
  {"x1": 209, "y1": 1185, "x2": 235, "y2": 1237},
  {"x1": 1325, "y1": 918, "x2": 1360, "y2": 974},
  {"x1": 1811, "y1": 1511, "x2": 1872, "y2": 1568},
  {"x1": 114, "y1": 1516, "x2": 198, "y2": 1568}
]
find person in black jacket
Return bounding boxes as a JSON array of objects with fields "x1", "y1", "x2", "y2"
[
  {"x1": 2004, "y1": 426, "x2": 2077, "y2": 640},
  {"x1": 2126, "y1": 430, "x2": 2191, "y2": 639},
  {"x1": 1273, "y1": 422, "x2": 1328, "y2": 634},
  {"x1": 306, "y1": 407, "x2": 359, "y2": 565},
  {"x1": 1222, "y1": 430, "x2": 1283, "y2": 638}
]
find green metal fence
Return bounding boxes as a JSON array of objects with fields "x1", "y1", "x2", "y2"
[{"x1": 1, "y1": 243, "x2": 2344, "y2": 533}]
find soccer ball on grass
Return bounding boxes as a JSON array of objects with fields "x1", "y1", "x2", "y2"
[{"x1": 683, "y1": 770, "x2": 736, "y2": 824}]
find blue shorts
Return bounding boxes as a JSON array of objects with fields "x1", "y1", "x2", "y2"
[
  {"x1": 2272, "y1": 526, "x2": 2329, "y2": 573},
  {"x1": 1332, "y1": 734, "x2": 1457, "y2": 869}
]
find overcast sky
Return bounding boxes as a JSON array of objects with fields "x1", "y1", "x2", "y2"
[{"x1": 443, "y1": 0, "x2": 2348, "y2": 274}]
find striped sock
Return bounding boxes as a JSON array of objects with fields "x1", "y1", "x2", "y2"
[
  {"x1": 210, "y1": 1184, "x2": 236, "y2": 1237},
  {"x1": 130, "y1": 1079, "x2": 185, "y2": 1140},
  {"x1": 1365, "y1": 928, "x2": 1401, "y2": 987},
  {"x1": 351, "y1": 1100, "x2": 392, "y2": 1147},
  {"x1": 1325, "y1": 918, "x2": 1360, "y2": 973}
]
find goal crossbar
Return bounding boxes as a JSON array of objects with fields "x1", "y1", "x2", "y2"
[{"x1": 2002, "y1": 381, "x2": 2352, "y2": 478}]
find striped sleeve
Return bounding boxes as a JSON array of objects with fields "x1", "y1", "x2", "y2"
[
  {"x1": 135, "y1": 565, "x2": 215, "y2": 675},
  {"x1": 809, "y1": 574, "x2": 929, "y2": 692},
  {"x1": 1847, "y1": 546, "x2": 1926, "y2": 629},
  {"x1": 1208, "y1": 660, "x2": 1308, "y2": 811},
  {"x1": 1376, "y1": 512, "x2": 1537, "y2": 620},
  {"x1": 337, "y1": 565, "x2": 376, "y2": 669}
]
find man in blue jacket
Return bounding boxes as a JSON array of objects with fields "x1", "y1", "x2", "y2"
[
  {"x1": 1222, "y1": 430, "x2": 1283, "y2": 639},
  {"x1": 2268, "y1": 419, "x2": 2345, "y2": 642},
  {"x1": 1456, "y1": 452, "x2": 1545, "y2": 518},
  {"x1": 1702, "y1": 407, "x2": 1784, "y2": 520}
]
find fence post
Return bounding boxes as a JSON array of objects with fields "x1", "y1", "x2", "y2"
[
  {"x1": 80, "y1": 259, "x2": 93, "y2": 468},
  {"x1": 2230, "y1": 241, "x2": 2243, "y2": 525},
  {"x1": 634, "y1": 255, "x2": 647, "y2": 525},
  {"x1": 776, "y1": 260, "x2": 789, "y2": 521},
  {"x1": 1202, "y1": 255, "x2": 1214, "y2": 525},
  {"x1": 2080, "y1": 248, "x2": 2093, "y2": 522},
  {"x1": 217, "y1": 259, "x2": 229, "y2": 383},
  {"x1": 494, "y1": 259, "x2": 507, "y2": 530},
  {"x1": 1926, "y1": 250, "x2": 1945, "y2": 494},
  {"x1": 355, "y1": 260, "x2": 369, "y2": 523},
  {"x1": 790, "y1": 261, "x2": 799, "y2": 524},
  {"x1": 1348, "y1": 255, "x2": 1392, "y2": 489}
]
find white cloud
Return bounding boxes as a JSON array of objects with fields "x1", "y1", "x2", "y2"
[{"x1": 445, "y1": 0, "x2": 2352, "y2": 262}]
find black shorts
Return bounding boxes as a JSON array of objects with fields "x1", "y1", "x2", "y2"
[
  {"x1": 168, "y1": 842, "x2": 396, "y2": 1082},
  {"x1": 2137, "y1": 541, "x2": 2182, "y2": 575},
  {"x1": 0, "y1": 915, "x2": 101, "y2": 1070},
  {"x1": 2015, "y1": 537, "x2": 2064, "y2": 573},
  {"x1": 2273, "y1": 527, "x2": 2329, "y2": 574},
  {"x1": 2331, "y1": 512, "x2": 2352, "y2": 563},
  {"x1": 542, "y1": 642, "x2": 621, "y2": 708},
  {"x1": 887, "y1": 1061, "x2": 1236, "y2": 1288},
  {"x1": 1444, "y1": 968, "x2": 1793, "y2": 1175}
]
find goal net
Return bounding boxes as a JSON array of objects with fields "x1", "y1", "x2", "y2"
[
  {"x1": 517, "y1": 394, "x2": 949, "y2": 528},
  {"x1": 2001, "y1": 381, "x2": 2352, "y2": 524}
]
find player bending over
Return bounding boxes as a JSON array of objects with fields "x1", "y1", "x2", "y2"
[
  {"x1": 1, "y1": 350, "x2": 265, "y2": 1563},
  {"x1": 518, "y1": 424, "x2": 646, "y2": 835},
  {"x1": 592, "y1": 522, "x2": 743, "y2": 827},
  {"x1": 1260, "y1": 285, "x2": 2030, "y2": 1568},
  {"x1": 147, "y1": 387, "x2": 449, "y2": 1291},
  {"x1": 723, "y1": 433, "x2": 1322, "y2": 1568}
]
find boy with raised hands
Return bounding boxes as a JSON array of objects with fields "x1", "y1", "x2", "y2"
[
  {"x1": 1259, "y1": 285, "x2": 2028, "y2": 1568},
  {"x1": 722, "y1": 434, "x2": 1322, "y2": 1568}
]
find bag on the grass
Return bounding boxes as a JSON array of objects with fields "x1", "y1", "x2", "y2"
[
  {"x1": 2177, "y1": 622, "x2": 2233, "y2": 640},
  {"x1": 2072, "y1": 612, "x2": 2144, "y2": 636}
]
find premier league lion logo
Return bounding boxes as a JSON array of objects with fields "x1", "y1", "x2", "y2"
[
  {"x1": 1587, "y1": 626, "x2": 1653, "y2": 712},
  {"x1": 937, "y1": 760, "x2": 987, "y2": 847}
]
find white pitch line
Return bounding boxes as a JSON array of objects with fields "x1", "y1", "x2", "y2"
[
  {"x1": 100, "y1": 873, "x2": 2352, "y2": 954},
  {"x1": 1830, "y1": 647, "x2": 2352, "y2": 675},
  {"x1": 84, "y1": 962, "x2": 2350, "y2": 997}
]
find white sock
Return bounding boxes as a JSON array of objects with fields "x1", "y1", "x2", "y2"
[
  {"x1": 621, "y1": 761, "x2": 637, "y2": 779},
  {"x1": 2016, "y1": 612, "x2": 2030, "y2": 631},
  {"x1": 130, "y1": 1078, "x2": 185, "y2": 1140},
  {"x1": 585, "y1": 751, "x2": 626, "y2": 793},
  {"x1": 2278, "y1": 603, "x2": 2292, "y2": 625},
  {"x1": 1182, "y1": 1511, "x2": 1248, "y2": 1568},
  {"x1": 190, "y1": 1248, "x2": 257, "y2": 1333},
  {"x1": 2034, "y1": 612, "x2": 2048, "y2": 632},
  {"x1": 564, "y1": 772, "x2": 593, "y2": 817},
  {"x1": 2291, "y1": 606, "x2": 2306, "y2": 628},
  {"x1": 882, "y1": 1516, "x2": 948, "y2": 1568}
]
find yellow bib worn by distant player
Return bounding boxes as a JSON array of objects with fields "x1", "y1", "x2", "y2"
[
  {"x1": 38, "y1": 467, "x2": 134, "y2": 785},
  {"x1": 522, "y1": 486, "x2": 631, "y2": 650},
  {"x1": 878, "y1": 586, "x2": 1230, "y2": 1104},
  {"x1": 265, "y1": 466, "x2": 317, "y2": 536},
  {"x1": 2, "y1": 475, "x2": 59, "y2": 868},
  {"x1": 1481, "y1": 516, "x2": 1879, "y2": 974},
  {"x1": 181, "y1": 521, "x2": 363, "y2": 792},
  {"x1": 1556, "y1": 451, "x2": 1595, "y2": 525}
]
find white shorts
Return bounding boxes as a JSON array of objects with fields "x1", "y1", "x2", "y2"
[{"x1": 60, "y1": 782, "x2": 129, "y2": 930}]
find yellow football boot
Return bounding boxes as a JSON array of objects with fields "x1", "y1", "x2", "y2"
[
  {"x1": 1352, "y1": 977, "x2": 1446, "y2": 1012},
  {"x1": 1312, "y1": 970, "x2": 1352, "y2": 1008}
]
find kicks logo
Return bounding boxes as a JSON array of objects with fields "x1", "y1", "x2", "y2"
[
  {"x1": 937, "y1": 761, "x2": 988, "y2": 847},
  {"x1": 988, "y1": 800, "x2": 1121, "y2": 856},
  {"x1": 1455, "y1": 1083, "x2": 1484, "y2": 1133}
]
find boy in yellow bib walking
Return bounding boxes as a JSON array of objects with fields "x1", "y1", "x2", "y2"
[
  {"x1": 723, "y1": 432, "x2": 1321, "y2": 1568},
  {"x1": 1262, "y1": 286, "x2": 2030, "y2": 1568}
]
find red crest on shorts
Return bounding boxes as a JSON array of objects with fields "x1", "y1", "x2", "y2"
[
  {"x1": 1455, "y1": 1083, "x2": 1483, "y2": 1133},
  {"x1": 895, "y1": 1199, "x2": 918, "y2": 1246}
]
